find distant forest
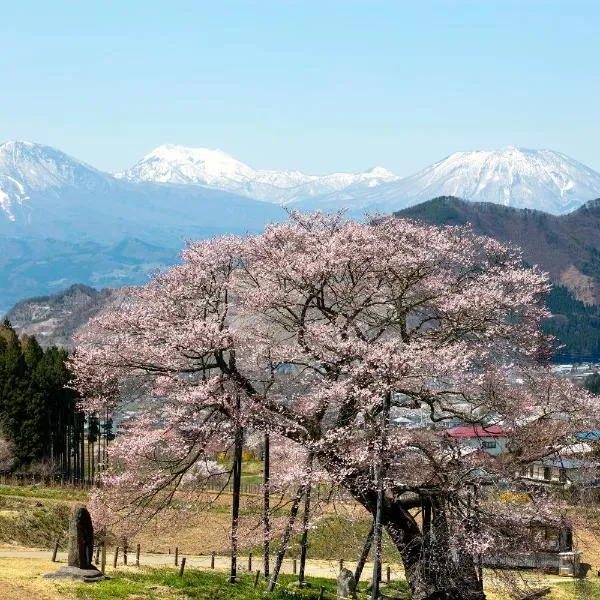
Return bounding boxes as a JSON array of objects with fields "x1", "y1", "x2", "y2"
[{"x1": 544, "y1": 286, "x2": 600, "y2": 363}]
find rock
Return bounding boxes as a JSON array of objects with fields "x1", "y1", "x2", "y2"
[
  {"x1": 337, "y1": 567, "x2": 357, "y2": 599},
  {"x1": 43, "y1": 565, "x2": 106, "y2": 582},
  {"x1": 68, "y1": 504, "x2": 94, "y2": 568}
]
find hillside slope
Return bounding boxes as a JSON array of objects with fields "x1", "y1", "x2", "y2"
[
  {"x1": 397, "y1": 196, "x2": 600, "y2": 304},
  {"x1": 4, "y1": 284, "x2": 121, "y2": 349},
  {"x1": 396, "y1": 197, "x2": 600, "y2": 361}
]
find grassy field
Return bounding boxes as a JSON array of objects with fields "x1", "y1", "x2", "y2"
[
  {"x1": 2, "y1": 482, "x2": 600, "y2": 599},
  {"x1": 2, "y1": 556, "x2": 600, "y2": 600}
]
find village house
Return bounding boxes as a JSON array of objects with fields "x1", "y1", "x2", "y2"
[
  {"x1": 519, "y1": 457, "x2": 599, "y2": 488},
  {"x1": 437, "y1": 424, "x2": 508, "y2": 457}
]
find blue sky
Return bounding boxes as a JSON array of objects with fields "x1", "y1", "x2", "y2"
[{"x1": 1, "y1": 1, "x2": 599, "y2": 175}]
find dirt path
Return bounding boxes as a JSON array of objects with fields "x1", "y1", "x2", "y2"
[
  {"x1": 0, "y1": 548, "x2": 588, "y2": 600},
  {"x1": 0, "y1": 547, "x2": 403, "y2": 580}
]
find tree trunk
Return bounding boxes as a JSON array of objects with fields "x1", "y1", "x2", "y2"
[
  {"x1": 230, "y1": 396, "x2": 243, "y2": 584},
  {"x1": 354, "y1": 520, "x2": 374, "y2": 584},
  {"x1": 298, "y1": 453, "x2": 314, "y2": 585},
  {"x1": 341, "y1": 474, "x2": 485, "y2": 600},
  {"x1": 383, "y1": 495, "x2": 484, "y2": 600},
  {"x1": 267, "y1": 484, "x2": 305, "y2": 592}
]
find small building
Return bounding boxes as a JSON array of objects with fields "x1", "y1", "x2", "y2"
[
  {"x1": 437, "y1": 424, "x2": 508, "y2": 456},
  {"x1": 519, "y1": 457, "x2": 598, "y2": 488}
]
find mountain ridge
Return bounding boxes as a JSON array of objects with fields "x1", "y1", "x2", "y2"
[
  {"x1": 117, "y1": 142, "x2": 400, "y2": 204},
  {"x1": 396, "y1": 196, "x2": 600, "y2": 304},
  {"x1": 294, "y1": 147, "x2": 600, "y2": 215},
  {"x1": 3, "y1": 139, "x2": 600, "y2": 314}
]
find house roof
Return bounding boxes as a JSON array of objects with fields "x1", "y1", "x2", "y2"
[
  {"x1": 541, "y1": 457, "x2": 598, "y2": 470},
  {"x1": 576, "y1": 431, "x2": 600, "y2": 441},
  {"x1": 438, "y1": 424, "x2": 506, "y2": 439}
]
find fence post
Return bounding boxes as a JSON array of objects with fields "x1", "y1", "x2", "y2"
[
  {"x1": 386, "y1": 565, "x2": 391, "y2": 583},
  {"x1": 178, "y1": 557, "x2": 186, "y2": 577},
  {"x1": 113, "y1": 546, "x2": 119, "y2": 568},
  {"x1": 123, "y1": 538, "x2": 128, "y2": 566},
  {"x1": 211, "y1": 552, "x2": 215, "y2": 569},
  {"x1": 339, "y1": 558, "x2": 344, "y2": 571},
  {"x1": 248, "y1": 552, "x2": 252, "y2": 572},
  {"x1": 51, "y1": 539, "x2": 59, "y2": 562},
  {"x1": 100, "y1": 543, "x2": 106, "y2": 574},
  {"x1": 95, "y1": 543, "x2": 100, "y2": 564},
  {"x1": 254, "y1": 569, "x2": 261, "y2": 587},
  {"x1": 136, "y1": 543, "x2": 141, "y2": 567},
  {"x1": 175, "y1": 547, "x2": 179, "y2": 567}
]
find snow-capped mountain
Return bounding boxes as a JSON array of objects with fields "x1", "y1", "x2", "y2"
[
  {"x1": 3, "y1": 139, "x2": 600, "y2": 313},
  {"x1": 118, "y1": 143, "x2": 400, "y2": 203},
  {"x1": 0, "y1": 140, "x2": 286, "y2": 312},
  {"x1": 0, "y1": 140, "x2": 284, "y2": 244},
  {"x1": 295, "y1": 147, "x2": 600, "y2": 215},
  {"x1": 0, "y1": 140, "x2": 116, "y2": 222}
]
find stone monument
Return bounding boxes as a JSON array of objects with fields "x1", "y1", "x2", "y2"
[
  {"x1": 337, "y1": 566, "x2": 357, "y2": 599},
  {"x1": 44, "y1": 504, "x2": 105, "y2": 582}
]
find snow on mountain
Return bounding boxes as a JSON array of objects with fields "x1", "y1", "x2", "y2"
[
  {"x1": 0, "y1": 140, "x2": 286, "y2": 313},
  {"x1": 0, "y1": 140, "x2": 285, "y2": 247},
  {"x1": 297, "y1": 147, "x2": 600, "y2": 215},
  {"x1": 118, "y1": 143, "x2": 400, "y2": 203},
  {"x1": 0, "y1": 140, "x2": 116, "y2": 221},
  {"x1": 3, "y1": 139, "x2": 600, "y2": 315}
]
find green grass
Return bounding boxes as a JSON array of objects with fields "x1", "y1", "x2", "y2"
[
  {"x1": 240, "y1": 460, "x2": 265, "y2": 486},
  {"x1": 0, "y1": 493, "x2": 71, "y2": 547},
  {"x1": 73, "y1": 568, "x2": 410, "y2": 600},
  {"x1": 247, "y1": 515, "x2": 402, "y2": 563},
  {"x1": 549, "y1": 579, "x2": 600, "y2": 600},
  {"x1": 0, "y1": 484, "x2": 88, "y2": 501}
]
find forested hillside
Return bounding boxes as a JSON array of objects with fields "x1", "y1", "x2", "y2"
[
  {"x1": 544, "y1": 286, "x2": 600, "y2": 362},
  {"x1": 396, "y1": 197, "x2": 600, "y2": 361},
  {"x1": 0, "y1": 320, "x2": 113, "y2": 478}
]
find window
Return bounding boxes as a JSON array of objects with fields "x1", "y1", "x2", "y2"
[
  {"x1": 481, "y1": 440, "x2": 497, "y2": 449},
  {"x1": 559, "y1": 468, "x2": 567, "y2": 483},
  {"x1": 543, "y1": 467, "x2": 552, "y2": 480}
]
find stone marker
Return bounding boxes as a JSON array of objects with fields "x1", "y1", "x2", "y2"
[
  {"x1": 68, "y1": 505, "x2": 94, "y2": 568},
  {"x1": 337, "y1": 567, "x2": 357, "y2": 599},
  {"x1": 44, "y1": 504, "x2": 106, "y2": 582}
]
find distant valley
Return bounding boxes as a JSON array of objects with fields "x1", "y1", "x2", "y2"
[{"x1": 6, "y1": 196, "x2": 600, "y2": 362}]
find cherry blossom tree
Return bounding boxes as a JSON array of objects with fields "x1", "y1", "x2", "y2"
[{"x1": 71, "y1": 212, "x2": 599, "y2": 600}]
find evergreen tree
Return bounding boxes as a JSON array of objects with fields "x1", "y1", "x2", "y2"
[{"x1": 0, "y1": 322, "x2": 86, "y2": 477}]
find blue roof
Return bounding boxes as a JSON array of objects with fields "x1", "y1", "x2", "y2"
[{"x1": 576, "y1": 431, "x2": 600, "y2": 441}]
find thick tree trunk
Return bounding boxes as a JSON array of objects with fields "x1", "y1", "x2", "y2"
[
  {"x1": 341, "y1": 474, "x2": 485, "y2": 600},
  {"x1": 382, "y1": 496, "x2": 484, "y2": 600}
]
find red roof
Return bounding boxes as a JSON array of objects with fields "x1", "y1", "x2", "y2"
[{"x1": 439, "y1": 425, "x2": 506, "y2": 439}]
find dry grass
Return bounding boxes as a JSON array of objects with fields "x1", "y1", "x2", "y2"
[
  {"x1": 0, "y1": 557, "x2": 76, "y2": 600},
  {"x1": 4, "y1": 483, "x2": 600, "y2": 599}
]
